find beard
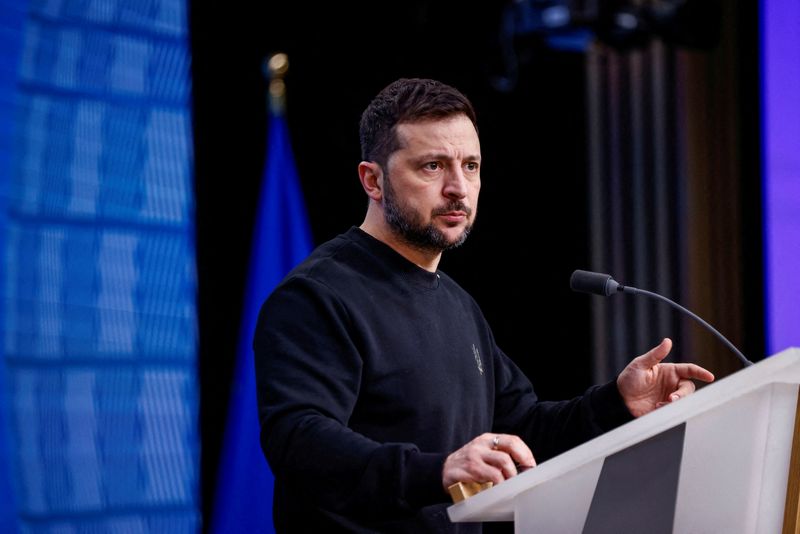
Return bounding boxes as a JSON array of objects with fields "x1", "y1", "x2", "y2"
[{"x1": 382, "y1": 174, "x2": 474, "y2": 253}]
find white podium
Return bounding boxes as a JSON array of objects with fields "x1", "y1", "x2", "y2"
[{"x1": 448, "y1": 348, "x2": 800, "y2": 533}]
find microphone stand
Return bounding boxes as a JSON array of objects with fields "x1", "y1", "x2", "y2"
[{"x1": 618, "y1": 284, "x2": 753, "y2": 367}]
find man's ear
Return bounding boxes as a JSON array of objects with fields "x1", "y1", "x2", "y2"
[{"x1": 358, "y1": 161, "x2": 383, "y2": 201}]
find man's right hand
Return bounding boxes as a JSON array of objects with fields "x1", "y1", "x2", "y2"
[{"x1": 442, "y1": 433, "x2": 536, "y2": 490}]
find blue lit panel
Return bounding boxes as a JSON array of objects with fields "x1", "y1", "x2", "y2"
[
  {"x1": 0, "y1": 0, "x2": 199, "y2": 531},
  {"x1": 762, "y1": 0, "x2": 800, "y2": 355}
]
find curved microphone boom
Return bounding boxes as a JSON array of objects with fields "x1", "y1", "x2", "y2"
[{"x1": 570, "y1": 269, "x2": 753, "y2": 367}]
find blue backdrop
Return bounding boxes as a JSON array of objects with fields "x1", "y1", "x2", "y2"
[
  {"x1": 762, "y1": 0, "x2": 800, "y2": 355},
  {"x1": 0, "y1": 0, "x2": 200, "y2": 531}
]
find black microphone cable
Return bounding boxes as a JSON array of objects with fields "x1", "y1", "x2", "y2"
[{"x1": 570, "y1": 269, "x2": 753, "y2": 368}]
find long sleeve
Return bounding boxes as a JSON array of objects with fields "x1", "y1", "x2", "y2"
[
  {"x1": 491, "y1": 345, "x2": 633, "y2": 462},
  {"x1": 254, "y1": 275, "x2": 448, "y2": 522}
]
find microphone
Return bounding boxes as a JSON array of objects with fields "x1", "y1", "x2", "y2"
[{"x1": 570, "y1": 269, "x2": 753, "y2": 367}]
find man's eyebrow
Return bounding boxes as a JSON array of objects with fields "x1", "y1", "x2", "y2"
[{"x1": 412, "y1": 153, "x2": 482, "y2": 163}]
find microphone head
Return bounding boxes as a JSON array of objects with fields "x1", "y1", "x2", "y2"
[{"x1": 570, "y1": 270, "x2": 620, "y2": 297}]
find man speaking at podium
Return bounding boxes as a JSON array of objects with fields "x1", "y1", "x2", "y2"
[{"x1": 253, "y1": 78, "x2": 714, "y2": 532}]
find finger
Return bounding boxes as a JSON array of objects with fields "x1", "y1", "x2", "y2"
[
  {"x1": 443, "y1": 448, "x2": 506, "y2": 487},
  {"x1": 449, "y1": 433, "x2": 516, "y2": 483},
  {"x1": 671, "y1": 363, "x2": 715, "y2": 383},
  {"x1": 450, "y1": 462, "x2": 505, "y2": 486},
  {"x1": 483, "y1": 449, "x2": 520, "y2": 479},
  {"x1": 468, "y1": 461, "x2": 506, "y2": 485},
  {"x1": 491, "y1": 434, "x2": 536, "y2": 468},
  {"x1": 634, "y1": 338, "x2": 672, "y2": 368},
  {"x1": 668, "y1": 379, "x2": 696, "y2": 402}
]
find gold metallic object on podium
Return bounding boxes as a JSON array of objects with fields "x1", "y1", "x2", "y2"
[{"x1": 448, "y1": 481, "x2": 494, "y2": 503}]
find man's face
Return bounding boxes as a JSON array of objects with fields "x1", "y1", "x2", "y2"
[{"x1": 381, "y1": 114, "x2": 481, "y2": 252}]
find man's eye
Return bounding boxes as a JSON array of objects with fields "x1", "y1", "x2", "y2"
[
  {"x1": 424, "y1": 162, "x2": 441, "y2": 171},
  {"x1": 465, "y1": 162, "x2": 479, "y2": 172}
]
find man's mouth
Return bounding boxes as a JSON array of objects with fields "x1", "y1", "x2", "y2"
[
  {"x1": 438, "y1": 211, "x2": 467, "y2": 222},
  {"x1": 433, "y1": 202, "x2": 471, "y2": 217}
]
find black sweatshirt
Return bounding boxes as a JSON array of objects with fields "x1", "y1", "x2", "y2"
[{"x1": 254, "y1": 227, "x2": 633, "y2": 533}]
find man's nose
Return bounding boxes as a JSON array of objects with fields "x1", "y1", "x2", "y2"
[{"x1": 443, "y1": 167, "x2": 468, "y2": 199}]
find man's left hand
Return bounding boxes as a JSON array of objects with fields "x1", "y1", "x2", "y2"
[{"x1": 617, "y1": 338, "x2": 715, "y2": 417}]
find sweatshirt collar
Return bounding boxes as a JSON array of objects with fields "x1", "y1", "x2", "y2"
[{"x1": 348, "y1": 227, "x2": 441, "y2": 289}]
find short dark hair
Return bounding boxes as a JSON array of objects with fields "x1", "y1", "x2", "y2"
[{"x1": 359, "y1": 78, "x2": 478, "y2": 169}]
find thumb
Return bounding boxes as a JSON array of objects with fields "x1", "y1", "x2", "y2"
[{"x1": 635, "y1": 338, "x2": 672, "y2": 368}]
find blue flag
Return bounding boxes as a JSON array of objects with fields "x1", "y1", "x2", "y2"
[{"x1": 210, "y1": 111, "x2": 313, "y2": 533}]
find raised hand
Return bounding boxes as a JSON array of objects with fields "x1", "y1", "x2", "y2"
[{"x1": 616, "y1": 338, "x2": 715, "y2": 418}]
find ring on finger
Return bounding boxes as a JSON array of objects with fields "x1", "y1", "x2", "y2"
[{"x1": 492, "y1": 435, "x2": 500, "y2": 449}]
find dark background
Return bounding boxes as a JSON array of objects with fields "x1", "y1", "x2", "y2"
[{"x1": 190, "y1": 0, "x2": 760, "y2": 524}]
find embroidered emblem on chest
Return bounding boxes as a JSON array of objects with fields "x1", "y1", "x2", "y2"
[{"x1": 472, "y1": 344, "x2": 484, "y2": 375}]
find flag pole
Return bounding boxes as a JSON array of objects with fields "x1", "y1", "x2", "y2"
[{"x1": 210, "y1": 50, "x2": 312, "y2": 533}]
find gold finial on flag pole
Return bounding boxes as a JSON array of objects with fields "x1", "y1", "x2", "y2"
[{"x1": 265, "y1": 52, "x2": 289, "y2": 115}]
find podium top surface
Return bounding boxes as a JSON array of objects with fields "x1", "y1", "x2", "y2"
[{"x1": 448, "y1": 347, "x2": 800, "y2": 523}]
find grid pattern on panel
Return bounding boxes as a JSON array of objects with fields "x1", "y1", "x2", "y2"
[{"x1": 1, "y1": 0, "x2": 199, "y2": 531}]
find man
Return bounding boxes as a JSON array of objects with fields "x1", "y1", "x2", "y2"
[{"x1": 254, "y1": 78, "x2": 714, "y2": 532}]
